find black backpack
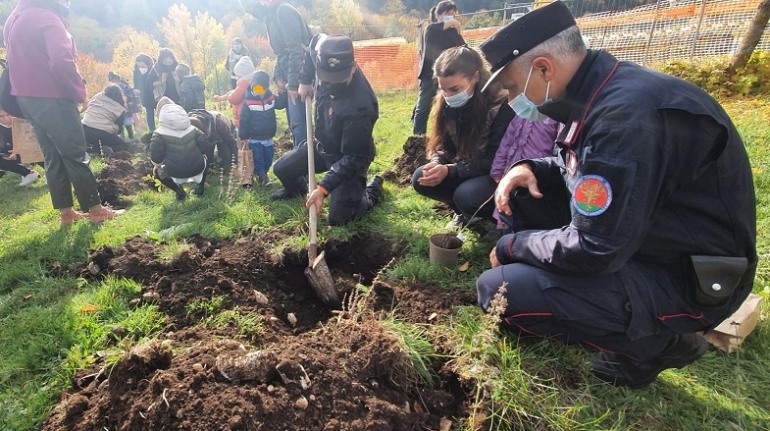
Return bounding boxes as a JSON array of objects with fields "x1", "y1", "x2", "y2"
[{"x1": 189, "y1": 109, "x2": 214, "y2": 137}]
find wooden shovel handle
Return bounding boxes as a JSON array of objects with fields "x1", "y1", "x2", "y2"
[{"x1": 306, "y1": 98, "x2": 318, "y2": 265}]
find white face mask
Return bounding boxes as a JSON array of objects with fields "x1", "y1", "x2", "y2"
[
  {"x1": 443, "y1": 81, "x2": 473, "y2": 108},
  {"x1": 508, "y1": 65, "x2": 550, "y2": 121},
  {"x1": 442, "y1": 15, "x2": 454, "y2": 21},
  {"x1": 138, "y1": 67, "x2": 148, "y2": 75}
]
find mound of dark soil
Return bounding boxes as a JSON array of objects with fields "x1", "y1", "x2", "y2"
[
  {"x1": 96, "y1": 159, "x2": 155, "y2": 208},
  {"x1": 44, "y1": 231, "x2": 474, "y2": 430},
  {"x1": 382, "y1": 136, "x2": 427, "y2": 186}
]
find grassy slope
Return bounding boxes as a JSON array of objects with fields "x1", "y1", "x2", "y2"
[{"x1": 0, "y1": 93, "x2": 768, "y2": 430}]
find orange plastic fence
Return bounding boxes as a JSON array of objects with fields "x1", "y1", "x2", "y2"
[{"x1": 354, "y1": 0, "x2": 769, "y2": 91}]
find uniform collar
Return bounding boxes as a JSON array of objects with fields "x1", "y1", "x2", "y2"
[{"x1": 539, "y1": 50, "x2": 618, "y2": 124}]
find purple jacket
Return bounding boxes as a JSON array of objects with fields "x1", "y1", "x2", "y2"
[
  {"x1": 489, "y1": 116, "x2": 559, "y2": 181},
  {"x1": 3, "y1": 0, "x2": 87, "y2": 103}
]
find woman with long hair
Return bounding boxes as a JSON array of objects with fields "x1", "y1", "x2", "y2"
[
  {"x1": 82, "y1": 84, "x2": 129, "y2": 154},
  {"x1": 412, "y1": 46, "x2": 514, "y2": 229}
]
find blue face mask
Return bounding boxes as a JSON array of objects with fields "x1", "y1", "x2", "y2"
[
  {"x1": 509, "y1": 65, "x2": 550, "y2": 121},
  {"x1": 443, "y1": 82, "x2": 473, "y2": 108},
  {"x1": 442, "y1": 15, "x2": 454, "y2": 21}
]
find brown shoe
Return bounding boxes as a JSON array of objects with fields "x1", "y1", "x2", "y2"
[
  {"x1": 61, "y1": 210, "x2": 87, "y2": 227},
  {"x1": 89, "y1": 205, "x2": 126, "y2": 224}
]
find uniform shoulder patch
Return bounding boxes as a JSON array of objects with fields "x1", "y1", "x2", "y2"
[{"x1": 573, "y1": 175, "x2": 612, "y2": 216}]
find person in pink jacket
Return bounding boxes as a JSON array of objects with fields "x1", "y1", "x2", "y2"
[
  {"x1": 3, "y1": 0, "x2": 124, "y2": 225},
  {"x1": 213, "y1": 56, "x2": 256, "y2": 186},
  {"x1": 213, "y1": 56, "x2": 256, "y2": 128}
]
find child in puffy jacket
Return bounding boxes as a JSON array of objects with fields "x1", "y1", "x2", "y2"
[
  {"x1": 149, "y1": 97, "x2": 213, "y2": 200},
  {"x1": 238, "y1": 71, "x2": 286, "y2": 186}
]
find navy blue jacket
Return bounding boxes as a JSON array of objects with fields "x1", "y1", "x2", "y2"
[
  {"x1": 496, "y1": 50, "x2": 756, "y2": 281},
  {"x1": 238, "y1": 89, "x2": 287, "y2": 140}
]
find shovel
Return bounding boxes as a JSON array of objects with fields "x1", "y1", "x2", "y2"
[{"x1": 303, "y1": 98, "x2": 340, "y2": 308}]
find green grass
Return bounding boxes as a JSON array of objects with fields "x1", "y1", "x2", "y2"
[{"x1": 0, "y1": 92, "x2": 769, "y2": 430}]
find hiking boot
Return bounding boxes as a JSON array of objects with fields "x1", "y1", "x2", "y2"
[
  {"x1": 89, "y1": 205, "x2": 125, "y2": 224},
  {"x1": 589, "y1": 333, "x2": 709, "y2": 388},
  {"x1": 259, "y1": 174, "x2": 271, "y2": 186},
  {"x1": 175, "y1": 189, "x2": 187, "y2": 201},
  {"x1": 271, "y1": 187, "x2": 303, "y2": 200},
  {"x1": 18, "y1": 170, "x2": 40, "y2": 186},
  {"x1": 445, "y1": 213, "x2": 482, "y2": 230},
  {"x1": 366, "y1": 175, "x2": 384, "y2": 205}
]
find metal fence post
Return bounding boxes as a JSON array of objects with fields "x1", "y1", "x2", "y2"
[
  {"x1": 690, "y1": 0, "x2": 709, "y2": 59},
  {"x1": 643, "y1": 0, "x2": 663, "y2": 66}
]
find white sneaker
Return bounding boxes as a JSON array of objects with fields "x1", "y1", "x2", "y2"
[{"x1": 18, "y1": 170, "x2": 40, "y2": 186}]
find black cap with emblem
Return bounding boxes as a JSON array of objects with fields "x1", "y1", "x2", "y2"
[
  {"x1": 480, "y1": 1, "x2": 576, "y2": 92},
  {"x1": 316, "y1": 35, "x2": 356, "y2": 83}
]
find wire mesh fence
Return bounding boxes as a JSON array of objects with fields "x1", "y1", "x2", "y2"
[{"x1": 352, "y1": 0, "x2": 770, "y2": 91}]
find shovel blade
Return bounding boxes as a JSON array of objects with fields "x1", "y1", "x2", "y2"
[{"x1": 305, "y1": 250, "x2": 340, "y2": 308}]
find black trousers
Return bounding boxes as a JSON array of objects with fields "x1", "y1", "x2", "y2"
[
  {"x1": 476, "y1": 187, "x2": 749, "y2": 362},
  {"x1": 0, "y1": 156, "x2": 33, "y2": 176},
  {"x1": 83, "y1": 125, "x2": 128, "y2": 153},
  {"x1": 412, "y1": 77, "x2": 436, "y2": 135},
  {"x1": 411, "y1": 164, "x2": 497, "y2": 220},
  {"x1": 273, "y1": 141, "x2": 374, "y2": 226}
]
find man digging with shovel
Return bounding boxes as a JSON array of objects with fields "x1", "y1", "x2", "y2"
[
  {"x1": 272, "y1": 35, "x2": 384, "y2": 307},
  {"x1": 272, "y1": 35, "x2": 384, "y2": 225}
]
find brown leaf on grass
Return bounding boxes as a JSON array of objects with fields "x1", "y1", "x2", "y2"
[
  {"x1": 22, "y1": 294, "x2": 32, "y2": 301},
  {"x1": 458, "y1": 261, "x2": 470, "y2": 272}
]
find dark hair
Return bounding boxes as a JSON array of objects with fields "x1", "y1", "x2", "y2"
[
  {"x1": 428, "y1": 46, "x2": 500, "y2": 161},
  {"x1": 103, "y1": 84, "x2": 125, "y2": 107},
  {"x1": 436, "y1": 1, "x2": 457, "y2": 16},
  {"x1": 429, "y1": 6, "x2": 437, "y2": 23}
]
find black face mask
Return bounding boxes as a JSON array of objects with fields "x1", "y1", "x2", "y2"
[{"x1": 322, "y1": 81, "x2": 348, "y2": 96}]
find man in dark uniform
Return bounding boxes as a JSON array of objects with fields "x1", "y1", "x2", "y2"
[
  {"x1": 271, "y1": 35, "x2": 384, "y2": 226},
  {"x1": 240, "y1": 0, "x2": 311, "y2": 149},
  {"x1": 476, "y1": 1, "x2": 756, "y2": 388}
]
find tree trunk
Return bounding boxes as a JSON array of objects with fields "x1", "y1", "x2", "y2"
[{"x1": 727, "y1": 0, "x2": 770, "y2": 74}]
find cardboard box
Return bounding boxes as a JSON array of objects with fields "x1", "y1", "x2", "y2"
[
  {"x1": 11, "y1": 117, "x2": 44, "y2": 163},
  {"x1": 705, "y1": 293, "x2": 763, "y2": 353}
]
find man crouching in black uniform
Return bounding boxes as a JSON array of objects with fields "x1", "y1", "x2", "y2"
[
  {"x1": 476, "y1": 2, "x2": 756, "y2": 389},
  {"x1": 271, "y1": 35, "x2": 383, "y2": 226}
]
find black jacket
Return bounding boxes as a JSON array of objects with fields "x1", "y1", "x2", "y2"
[
  {"x1": 265, "y1": 3, "x2": 311, "y2": 90},
  {"x1": 418, "y1": 22, "x2": 465, "y2": 79},
  {"x1": 134, "y1": 53, "x2": 155, "y2": 109},
  {"x1": 146, "y1": 49, "x2": 180, "y2": 104},
  {"x1": 316, "y1": 69, "x2": 379, "y2": 192},
  {"x1": 179, "y1": 75, "x2": 206, "y2": 112},
  {"x1": 497, "y1": 50, "x2": 756, "y2": 280}
]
